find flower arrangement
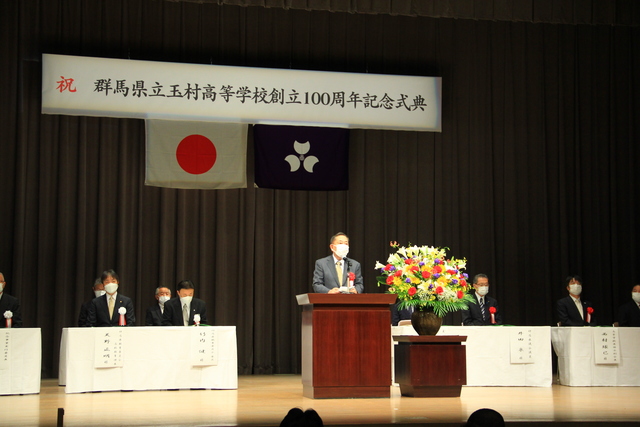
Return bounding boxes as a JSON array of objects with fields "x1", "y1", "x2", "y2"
[{"x1": 375, "y1": 242, "x2": 476, "y2": 317}]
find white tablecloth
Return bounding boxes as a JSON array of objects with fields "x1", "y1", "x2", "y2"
[
  {"x1": 59, "y1": 326, "x2": 238, "y2": 393},
  {"x1": 551, "y1": 327, "x2": 640, "y2": 386},
  {"x1": 392, "y1": 325, "x2": 552, "y2": 387},
  {"x1": 0, "y1": 328, "x2": 41, "y2": 395}
]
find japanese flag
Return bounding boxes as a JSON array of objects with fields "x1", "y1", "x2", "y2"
[{"x1": 145, "y1": 119, "x2": 247, "y2": 189}]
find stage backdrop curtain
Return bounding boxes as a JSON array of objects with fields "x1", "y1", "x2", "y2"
[{"x1": 0, "y1": 0, "x2": 638, "y2": 378}]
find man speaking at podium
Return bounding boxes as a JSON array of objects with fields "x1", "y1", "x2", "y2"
[{"x1": 312, "y1": 232, "x2": 364, "y2": 294}]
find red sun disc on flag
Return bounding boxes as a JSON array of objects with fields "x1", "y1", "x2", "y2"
[{"x1": 176, "y1": 134, "x2": 217, "y2": 175}]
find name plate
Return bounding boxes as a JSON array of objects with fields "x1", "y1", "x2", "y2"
[
  {"x1": 0, "y1": 331, "x2": 9, "y2": 370},
  {"x1": 94, "y1": 329, "x2": 124, "y2": 368},
  {"x1": 191, "y1": 327, "x2": 219, "y2": 366},
  {"x1": 510, "y1": 329, "x2": 534, "y2": 364},
  {"x1": 593, "y1": 328, "x2": 619, "y2": 364}
]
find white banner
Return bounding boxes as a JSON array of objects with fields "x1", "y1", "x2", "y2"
[{"x1": 42, "y1": 54, "x2": 441, "y2": 132}]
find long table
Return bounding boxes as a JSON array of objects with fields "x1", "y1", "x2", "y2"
[
  {"x1": 392, "y1": 325, "x2": 552, "y2": 387},
  {"x1": 59, "y1": 326, "x2": 238, "y2": 393},
  {"x1": 551, "y1": 326, "x2": 640, "y2": 386},
  {"x1": 0, "y1": 328, "x2": 41, "y2": 395}
]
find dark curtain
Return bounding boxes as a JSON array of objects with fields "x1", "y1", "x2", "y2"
[{"x1": 0, "y1": 0, "x2": 638, "y2": 378}]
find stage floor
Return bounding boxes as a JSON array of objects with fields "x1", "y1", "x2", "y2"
[{"x1": 2, "y1": 375, "x2": 639, "y2": 426}]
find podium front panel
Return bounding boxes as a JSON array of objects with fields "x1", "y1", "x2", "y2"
[{"x1": 298, "y1": 293, "x2": 396, "y2": 398}]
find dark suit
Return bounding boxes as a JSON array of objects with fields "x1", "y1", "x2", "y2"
[
  {"x1": 312, "y1": 255, "x2": 364, "y2": 293},
  {"x1": 617, "y1": 300, "x2": 640, "y2": 327},
  {"x1": 391, "y1": 302, "x2": 413, "y2": 326},
  {"x1": 87, "y1": 293, "x2": 136, "y2": 327},
  {"x1": 145, "y1": 303, "x2": 164, "y2": 326},
  {"x1": 0, "y1": 293, "x2": 22, "y2": 328},
  {"x1": 162, "y1": 297, "x2": 208, "y2": 326},
  {"x1": 77, "y1": 299, "x2": 93, "y2": 327},
  {"x1": 461, "y1": 293, "x2": 502, "y2": 326},
  {"x1": 557, "y1": 296, "x2": 596, "y2": 326}
]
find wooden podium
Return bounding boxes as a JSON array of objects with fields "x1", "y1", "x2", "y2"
[
  {"x1": 393, "y1": 335, "x2": 467, "y2": 397},
  {"x1": 296, "y1": 293, "x2": 397, "y2": 399}
]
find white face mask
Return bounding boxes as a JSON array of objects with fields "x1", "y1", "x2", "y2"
[
  {"x1": 94, "y1": 290, "x2": 106, "y2": 298},
  {"x1": 476, "y1": 286, "x2": 489, "y2": 296},
  {"x1": 159, "y1": 295, "x2": 170, "y2": 305},
  {"x1": 334, "y1": 244, "x2": 349, "y2": 259},
  {"x1": 632, "y1": 292, "x2": 640, "y2": 303},
  {"x1": 104, "y1": 283, "x2": 118, "y2": 294},
  {"x1": 569, "y1": 284, "x2": 582, "y2": 296},
  {"x1": 180, "y1": 296, "x2": 193, "y2": 306},
  {"x1": 0, "y1": 282, "x2": 4, "y2": 292}
]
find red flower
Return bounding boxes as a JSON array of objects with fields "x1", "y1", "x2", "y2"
[
  {"x1": 447, "y1": 269, "x2": 457, "y2": 275},
  {"x1": 436, "y1": 286, "x2": 444, "y2": 295},
  {"x1": 384, "y1": 264, "x2": 393, "y2": 271},
  {"x1": 460, "y1": 279, "x2": 467, "y2": 287},
  {"x1": 410, "y1": 266, "x2": 419, "y2": 273},
  {"x1": 432, "y1": 265, "x2": 442, "y2": 274},
  {"x1": 408, "y1": 287, "x2": 417, "y2": 296},
  {"x1": 348, "y1": 272, "x2": 355, "y2": 281},
  {"x1": 394, "y1": 270, "x2": 403, "y2": 277},
  {"x1": 404, "y1": 258, "x2": 413, "y2": 265},
  {"x1": 386, "y1": 275, "x2": 395, "y2": 285},
  {"x1": 457, "y1": 290, "x2": 464, "y2": 299},
  {"x1": 587, "y1": 307, "x2": 594, "y2": 314},
  {"x1": 421, "y1": 271, "x2": 431, "y2": 279},
  {"x1": 489, "y1": 307, "x2": 496, "y2": 314}
]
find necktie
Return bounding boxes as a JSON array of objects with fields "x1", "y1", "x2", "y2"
[
  {"x1": 336, "y1": 261, "x2": 343, "y2": 286},
  {"x1": 183, "y1": 304, "x2": 189, "y2": 326},
  {"x1": 108, "y1": 296, "x2": 115, "y2": 319},
  {"x1": 575, "y1": 299, "x2": 584, "y2": 319},
  {"x1": 480, "y1": 297, "x2": 486, "y2": 321}
]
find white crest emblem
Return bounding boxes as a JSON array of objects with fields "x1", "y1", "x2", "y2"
[{"x1": 284, "y1": 141, "x2": 319, "y2": 173}]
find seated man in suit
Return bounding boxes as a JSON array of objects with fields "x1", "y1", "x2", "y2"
[
  {"x1": 556, "y1": 275, "x2": 596, "y2": 326},
  {"x1": 87, "y1": 269, "x2": 136, "y2": 326},
  {"x1": 77, "y1": 277, "x2": 104, "y2": 327},
  {"x1": 145, "y1": 286, "x2": 171, "y2": 326},
  {"x1": 617, "y1": 284, "x2": 640, "y2": 327},
  {"x1": 460, "y1": 274, "x2": 502, "y2": 325},
  {"x1": 312, "y1": 232, "x2": 364, "y2": 294},
  {"x1": 0, "y1": 271, "x2": 23, "y2": 328},
  {"x1": 391, "y1": 302, "x2": 414, "y2": 326},
  {"x1": 162, "y1": 280, "x2": 208, "y2": 326}
]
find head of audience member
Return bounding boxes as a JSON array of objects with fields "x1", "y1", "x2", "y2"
[
  {"x1": 473, "y1": 274, "x2": 490, "y2": 297},
  {"x1": 155, "y1": 287, "x2": 171, "y2": 305},
  {"x1": 0, "y1": 271, "x2": 5, "y2": 294},
  {"x1": 329, "y1": 232, "x2": 349, "y2": 261},
  {"x1": 565, "y1": 275, "x2": 583, "y2": 298},
  {"x1": 631, "y1": 284, "x2": 640, "y2": 304},
  {"x1": 280, "y1": 407, "x2": 323, "y2": 427},
  {"x1": 101, "y1": 269, "x2": 120, "y2": 296},
  {"x1": 92, "y1": 277, "x2": 105, "y2": 298},
  {"x1": 464, "y1": 408, "x2": 505, "y2": 427},
  {"x1": 176, "y1": 280, "x2": 195, "y2": 305}
]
